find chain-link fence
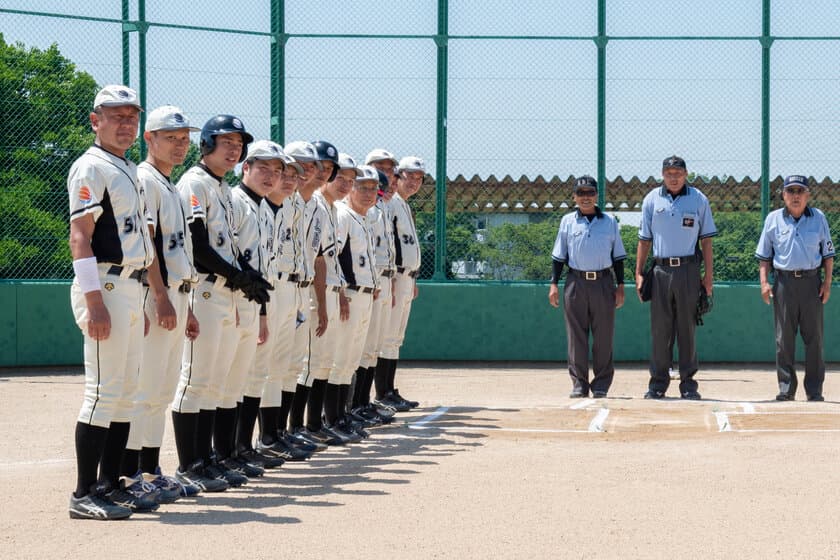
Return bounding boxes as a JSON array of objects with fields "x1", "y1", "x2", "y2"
[{"x1": 2, "y1": 1, "x2": 840, "y2": 282}]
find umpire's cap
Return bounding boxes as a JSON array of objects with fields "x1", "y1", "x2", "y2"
[{"x1": 662, "y1": 155, "x2": 687, "y2": 170}]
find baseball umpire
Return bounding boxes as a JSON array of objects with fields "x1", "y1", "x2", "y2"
[
  {"x1": 549, "y1": 176, "x2": 626, "y2": 398},
  {"x1": 67, "y1": 85, "x2": 155, "y2": 519},
  {"x1": 635, "y1": 156, "x2": 716, "y2": 400},
  {"x1": 756, "y1": 175, "x2": 835, "y2": 401}
]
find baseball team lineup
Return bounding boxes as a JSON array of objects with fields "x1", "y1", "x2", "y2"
[{"x1": 66, "y1": 84, "x2": 834, "y2": 521}]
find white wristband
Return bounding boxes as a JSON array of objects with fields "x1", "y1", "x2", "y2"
[{"x1": 73, "y1": 257, "x2": 101, "y2": 293}]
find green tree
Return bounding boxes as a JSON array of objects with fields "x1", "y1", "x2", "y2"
[{"x1": 0, "y1": 35, "x2": 98, "y2": 278}]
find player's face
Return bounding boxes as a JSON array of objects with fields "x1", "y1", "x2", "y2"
[
  {"x1": 147, "y1": 129, "x2": 191, "y2": 167},
  {"x1": 203, "y1": 132, "x2": 244, "y2": 175},
  {"x1": 91, "y1": 105, "x2": 140, "y2": 154},
  {"x1": 573, "y1": 188, "x2": 598, "y2": 214},
  {"x1": 782, "y1": 186, "x2": 810, "y2": 217},
  {"x1": 329, "y1": 169, "x2": 356, "y2": 200},
  {"x1": 317, "y1": 160, "x2": 336, "y2": 183},
  {"x1": 351, "y1": 179, "x2": 379, "y2": 211},
  {"x1": 296, "y1": 161, "x2": 319, "y2": 187},
  {"x1": 278, "y1": 167, "x2": 299, "y2": 199},
  {"x1": 372, "y1": 159, "x2": 397, "y2": 186},
  {"x1": 662, "y1": 167, "x2": 687, "y2": 193},
  {"x1": 244, "y1": 158, "x2": 283, "y2": 197},
  {"x1": 397, "y1": 170, "x2": 424, "y2": 198}
]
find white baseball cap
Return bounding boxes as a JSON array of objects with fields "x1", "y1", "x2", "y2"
[
  {"x1": 145, "y1": 105, "x2": 199, "y2": 132},
  {"x1": 284, "y1": 140, "x2": 318, "y2": 163},
  {"x1": 93, "y1": 85, "x2": 143, "y2": 111},
  {"x1": 246, "y1": 139, "x2": 286, "y2": 162},
  {"x1": 398, "y1": 155, "x2": 426, "y2": 174},
  {"x1": 365, "y1": 148, "x2": 398, "y2": 166},
  {"x1": 337, "y1": 153, "x2": 363, "y2": 177},
  {"x1": 356, "y1": 165, "x2": 379, "y2": 183}
]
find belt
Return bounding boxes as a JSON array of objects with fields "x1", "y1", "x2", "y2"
[
  {"x1": 569, "y1": 268, "x2": 611, "y2": 281},
  {"x1": 654, "y1": 255, "x2": 699, "y2": 267},
  {"x1": 204, "y1": 273, "x2": 234, "y2": 290},
  {"x1": 380, "y1": 269, "x2": 396, "y2": 278},
  {"x1": 330, "y1": 285, "x2": 341, "y2": 293},
  {"x1": 278, "y1": 272, "x2": 300, "y2": 283},
  {"x1": 298, "y1": 280, "x2": 312, "y2": 288},
  {"x1": 397, "y1": 266, "x2": 419, "y2": 278},
  {"x1": 106, "y1": 265, "x2": 143, "y2": 282},
  {"x1": 178, "y1": 282, "x2": 192, "y2": 294},
  {"x1": 776, "y1": 268, "x2": 820, "y2": 278},
  {"x1": 346, "y1": 285, "x2": 374, "y2": 294}
]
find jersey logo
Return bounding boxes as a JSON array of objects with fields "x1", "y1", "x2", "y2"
[
  {"x1": 104, "y1": 282, "x2": 114, "y2": 291},
  {"x1": 202, "y1": 291, "x2": 211, "y2": 299},
  {"x1": 190, "y1": 194, "x2": 203, "y2": 213},
  {"x1": 79, "y1": 185, "x2": 93, "y2": 204}
]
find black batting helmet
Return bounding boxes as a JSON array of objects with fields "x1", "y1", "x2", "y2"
[
  {"x1": 312, "y1": 140, "x2": 340, "y2": 182},
  {"x1": 200, "y1": 115, "x2": 254, "y2": 162}
]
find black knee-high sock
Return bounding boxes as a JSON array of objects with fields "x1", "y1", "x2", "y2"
[
  {"x1": 388, "y1": 358, "x2": 398, "y2": 392},
  {"x1": 171, "y1": 410, "x2": 198, "y2": 471},
  {"x1": 362, "y1": 366, "x2": 376, "y2": 405},
  {"x1": 99, "y1": 421, "x2": 130, "y2": 489},
  {"x1": 289, "y1": 384, "x2": 310, "y2": 430},
  {"x1": 139, "y1": 447, "x2": 160, "y2": 474},
  {"x1": 213, "y1": 406, "x2": 237, "y2": 460},
  {"x1": 236, "y1": 397, "x2": 261, "y2": 453},
  {"x1": 197, "y1": 409, "x2": 216, "y2": 463},
  {"x1": 351, "y1": 367, "x2": 367, "y2": 408},
  {"x1": 375, "y1": 359, "x2": 390, "y2": 399},
  {"x1": 120, "y1": 448, "x2": 140, "y2": 477},
  {"x1": 338, "y1": 384, "x2": 351, "y2": 416},
  {"x1": 259, "y1": 406, "x2": 280, "y2": 445},
  {"x1": 306, "y1": 379, "x2": 327, "y2": 431},
  {"x1": 74, "y1": 422, "x2": 109, "y2": 498},
  {"x1": 323, "y1": 382, "x2": 340, "y2": 425},
  {"x1": 278, "y1": 390, "x2": 296, "y2": 435}
]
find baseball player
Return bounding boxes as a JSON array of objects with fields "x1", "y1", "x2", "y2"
[
  {"x1": 756, "y1": 175, "x2": 835, "y2": 401},
  {"x1": 170, "y1": 114, "x2": 267, "y2": 491},
  {"x1": 323, "y1": 158, "x2": 380, "y2": 440},
  {"x1": 375, "y1": 156, "x2": 426, "y2": 412},
  {"x1": 211, "y1": 140, "x2": 280, "y2": 479},
  {"x1": 548, "y1": 176, "x2": 626, "y2": 398},
  {"x1": 118, "y1": 106, "x2": 201, "y2": 503},
  {"x1": 251, "y1": 146, "x2": 319, "y2": 460},
  {"x1": 68, "y1": 85, "x2": 157, "y2": 519},
  {"x1": 635, "y1": 155, "x2": 716, "y2": 400}
]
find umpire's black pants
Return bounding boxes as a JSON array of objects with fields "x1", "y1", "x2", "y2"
[
  {"x1": 773, "y1": 270, "x2": 825, "y2": 398},
  {"x1": 648, "y1": 261, "x2": 700, "y2": 394},
  {"x1": 564, "y1": 271, "x2": 616, "y2": 394}
]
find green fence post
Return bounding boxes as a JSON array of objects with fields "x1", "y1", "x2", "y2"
[
  {"x1": 761, "y1": 0, "x2": 773, "y2": 218},
  {"x1": 121, "y1": 0, "x2": 130, "y2": 87},
  {"x1": 270, "y1": 0, "x2": 286, "y2": 144},
  {"x1": 433, "y1": 0, "x2": 449, "y2": 281},
  {"x1": 596, "y1": 0, "x2": 607, "y2": 208},
  {"x1": 137, "y1": 0, "x2": 147, "y2": 159}
]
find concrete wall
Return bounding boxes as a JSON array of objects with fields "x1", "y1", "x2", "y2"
[{"x1": 0, "y1": 281, "x2": 829, "y2": 367}]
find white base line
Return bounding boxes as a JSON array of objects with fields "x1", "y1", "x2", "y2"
[
  {"x1": 732, "y1": 429, "x2": 840, "y2": 433},
  {"x1": 409, "y1": 425, "x2": 591, "y2": 434},
  {"x1": 740, "y1": 402, "x2": 756, "y2": 414},
  {"x1": 408, "y1": 406, "x2": 450, "y2": 429},
  {"x1": 715, "y1": 411, "x2": 731, "y2": 432},
  {"x1": 570, "y1": 399, "x2": 594, "y2": 410},
  {"x1": 727, "y1": 411, "x2": 840, "y2": 416},
  {"x1": 588, "y1": 408, "x2": 610, "y2": 432}
]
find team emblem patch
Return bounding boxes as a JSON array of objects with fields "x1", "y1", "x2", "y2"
[
  {"x1": 117, "y1": 89, "x2": 130, "y2": 99},
  {"x1": 173, "y1": 113, "x2": 185, "y2": 123},
  {"x1": 682, "y1": 217, "x2": 695, "y2": 228},
  {"x1": 202, "y1": 291, "x2": 211, "y2": 299},
  {"x1": 232, "y1": 118, "x2": 243, "y2": 129},
  {"x1": 79, "y1": 186, "x2": 92, "y2": 204},
  {"x1": 190, "y1": 194, "x2": 202, "y2": 213},
  {"x1": 327, "y1": 147, "x2": 336, "y2": 157},
  {"x1": 104, "y1": 282, "x2": 114, "y2": 291}
]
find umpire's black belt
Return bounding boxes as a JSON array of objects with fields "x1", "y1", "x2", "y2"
[
  {"x1": 106, "y1": 265, "x2": 143, "y2": 282},
  {"x1": 568, "y1": 268, "x2": 611, "y2": 281},
  {"x1": 776, "y1": 268, "x2": 820, "y2": 278},
  {"x1": 346, "y1": 285, "x2": 374, "y2": 294},
  {"x1": 397, "y1": 266, "x2": 419, "y2": 278},
  {"x1": 654, "y1": 255, "x2": 699, "y2": 267}
]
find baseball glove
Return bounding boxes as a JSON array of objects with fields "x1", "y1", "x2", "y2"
[{"x1": 696, "y1": 286, "x2": 713, "y2": 326}]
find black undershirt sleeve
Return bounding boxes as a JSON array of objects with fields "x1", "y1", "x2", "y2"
[
  {"x1": 613, "y1": 259, "x2": 625, "y2": 285},
  {"x1": 189, "y1": 219, "x2": 240, "y2": 280},
  {"x1": 550, "y1": 259, "x2": 565, "y2": 284}
]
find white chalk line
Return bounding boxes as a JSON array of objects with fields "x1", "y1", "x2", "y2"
[
  {"x1": 570, "y1": 399, "x2": 595, "y2": 410},
  {"x1": 588, "y1": 408, "x2": 610, "y2": 432},
  {"x1": 714, "y1": 411, "x2": 731, "y2": 432},
  {"x1": 408, "y1": 406, "x2": 450, "y2": 429},
  {"x1": 740, "y1": 402, "x2": 756, "y2": 414}
]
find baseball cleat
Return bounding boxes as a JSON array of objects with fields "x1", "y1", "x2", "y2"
[
  {"x1": 240, "y1": 447, "x2": 286, "y2": 469},
  {"x1": 175, "y1": 461, "x2": 229, "y2": 493},
  {"x1": 205, "y1": 460, "x2": 248, "y2": 487},
  {"x1": 393, "y1": 388, "x2": 419, "y2": 408},
  {"x1": 256, "y1": 439, "x2": 311, "y2": 462},
  {"x1": 361, "y1": 403, "x2": 393, "y2": 424},
  {"x1": 105, "y1": 487, "x2": 160, "y2": 513},
  {"x1": 69, "y1": 492, "x2": 132, "y2": 520},
  {"x1": 311, "y1": 426, "x2": 348, "y2": 446},
  {"x1": 222, "y1": 456, "x2": 264, "y2": 478},
  {"x1": 285, "y1": 429, "x2": 327, "y2": 453},
  {"x1": 141, "y1": 471, "x2": 182, "y2": 504},
  {"x1": 644, "y1": 390, "x2": 666, "y2": 400}
]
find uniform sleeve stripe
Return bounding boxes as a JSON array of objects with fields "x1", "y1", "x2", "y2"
[
  {"x1": 70, "y1": 203, "x2": 102, "y2": 217},
  {"x1": 755, "y1": 254, "x2": 772, "y2": 261},
  {"x1": 612, "y1": 256, "x2": 627, "y2": 262},
  {"x1": 699, "y1": 232, "x2": 718, "y2": 239},
  {"x1": 638, "y1": 234, "x2": 653, "y2": 241}
]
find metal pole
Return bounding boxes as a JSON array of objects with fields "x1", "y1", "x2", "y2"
[
  {"x1": 121, "y1": 0, "x2": 130, "y2": 86},
  {"x1": 433, "y1": 0, "x2": 449, "y2": 281},
  {"x1": 596, "y1": 0, "x2": 607, "y2": 208},
  {"x1": 761, "y1": 0, "x2": 773, "y2": 217},
  {"x1": 270, "y1": 0, "x2": 286, "y2": 143},
  {"x1": 138, "y1": 0, "x2": 147, "y2": 159}
]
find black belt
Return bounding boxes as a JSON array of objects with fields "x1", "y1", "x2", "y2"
[
  {"x1": 654, "y1": 255, "x2": 699, "y2": 267},
  {"x1": 776, "y1": 268, "x2": 820, "y2": 278},
  {"x1": 380, "y1": 269, "x2": 395, "y2": 278},
  {"x1": 298, "y1": 280, "x2": 312, "y2": 288},
  {"x1": 204, "y1": 273, "x2": 234, "y2": 289},
  {"x1": 106, "y1": 265, "x2": 143, "y2": 282},
  {"x1": 278, "y1": 272, "x2": 300, "y2": 283},
  {"x1": 346, "y1": 285, "x2": 374, "y2": 294},
  {"x1": 397, "y1": 267, "x2": 419, "y2": 278},
  {"x1": 568, "y1": 268, "x2": 611, "y2": 281},
  {"x1": 178, "y1": 282, "x2": 192, "y2": 294},
  {"x1": 330, "y1": 285, "x2": 341, "y2": 293}
]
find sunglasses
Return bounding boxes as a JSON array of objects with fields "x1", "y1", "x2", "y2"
[
  {"x1": 784, "y1": 187, "x2": 808, "y2": 195},
  {"x1": 575, "y1": 189, "x2": 597, "y2": 197}
]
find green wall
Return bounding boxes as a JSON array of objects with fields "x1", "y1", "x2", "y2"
[{"x1": 0, "y1": 282, "x2": 832, "y2": 367}]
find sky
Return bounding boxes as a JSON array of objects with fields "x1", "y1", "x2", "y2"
[{"x1": 2, "y1": 0, "x2": 840, "y2": 182}]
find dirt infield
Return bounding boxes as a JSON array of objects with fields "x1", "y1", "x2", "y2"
[{"x1": 2, "y1": 363, "x2": 840, "y2": 559}]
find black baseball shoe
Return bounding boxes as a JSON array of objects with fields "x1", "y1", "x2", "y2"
[
  {"x1": 256, "y1": 438, "x2": 311, "y2": 462},
  {"x1": 222, "y1": 456, "x2": 264, "y2": 478},
  {"x1": 393, "y1": 388, "x2": 419, "y2": 408},
  {"x1": 175, "y1": 460, "x2": 229, "y2": 493},
  {"x1": 69, "y1": 492, "x2": 132, "y2": 520},
  {"x1": 205, "y1": 460, "x2": 247, "y2": 488},
  {"x1": 349, "y1": 407, "x2": 380, "y2": 428},
  {"x1": 287, "y1": 427, "x2": 328, "y2": 452},
  {"x1": 105, "y1": 485, "x2": 159, "y2": 513},
  {"x1": 312, "y1": 425, "x2": 349, "y2": 446},
  {"x1": 361, "y1": 403, "x2": 393, "y2": 425},
  {"x1": 680, "y1": 390, "x2": 702, "y2": 401},
  {"x1": 644, "y1": 390, "x2": 666, "y2": 400},
  {"x1": 340, "y1": 415, "x2": 370, "y2": 439},
  {"x1": 374, "y1": 393, "x2": 410, "y2": 413}
]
